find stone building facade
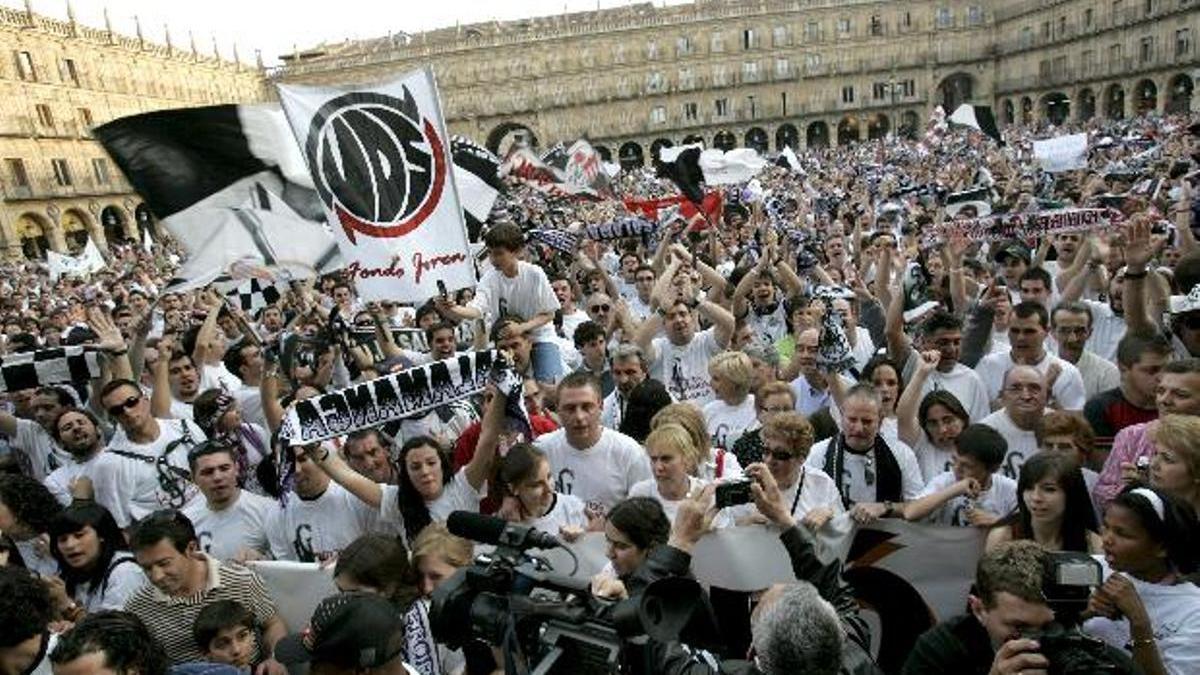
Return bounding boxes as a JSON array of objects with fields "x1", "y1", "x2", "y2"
[
  {"x1": 0, "y1": 5, "x2": 265, "y2": 260},
  {"x1": 269, "y1": 0, "x2": 1198, "y2": 168}
]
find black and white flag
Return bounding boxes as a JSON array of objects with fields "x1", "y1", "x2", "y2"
[
  {"x1": 0, "y1": 346, "x2": 102, "y2": 393},
  {"x1": 948, "y1": 104, "x2": 1004, "y2": 145},
  {"x1": 656, "y1": 143, "x2": 706, "y2": 205},
  {"x1": 452, "y1": 135, "x2": 503, "y2": 242},
  {"x1": 95, "y1": 104, "x2": 344, "y2": 291},
  {"x1": 280, "y1": 350, "x2": 498, "y2": 445},
  {"x1": 219, "y1": 278, "x2": 282, "y2": 313}
]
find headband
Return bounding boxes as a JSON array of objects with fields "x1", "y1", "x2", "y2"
[{"x1": 1129, "y1": 487, "x2": 1165, "y2": 521}]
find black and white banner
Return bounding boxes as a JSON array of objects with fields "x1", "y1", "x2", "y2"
[
  {"x1": 451, "y1": 135, "x2": 503, "y2": 241},
  {"x1": 281, "y1": 350, "x2": 497, "y2": 444},
  {"x1": 277, "y1": 68, "x2": 474, "y2": 302},
  {"x1": 96, "y1": 104, "x2": 344, "y2": 292},
  {"x1": 931, "y1": 208, "x2": 1119, "y2": 245},
  {"x1": 0, "y1": 346, "x2": 102, "y2": 393},
  {"x1": 219, "y1": 277, "x2": 282, "y2": 312}
]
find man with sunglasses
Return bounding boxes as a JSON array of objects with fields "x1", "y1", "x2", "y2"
[{"x1": 90, "y1": 378, "x2": 205, "y2": 528}]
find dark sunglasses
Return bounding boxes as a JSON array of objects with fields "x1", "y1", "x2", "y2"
[
  {"x1": 106, "y1": 395, "x2": 141, "y2": 417},
  {"x1": 764, "y1": 450, "x2": 797, "y2": 461},
  {"x1": 590, "y1": 304, "x2": 611, "y2": 313}
]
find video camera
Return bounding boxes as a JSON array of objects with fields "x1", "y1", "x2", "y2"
[
  {"x1": 430, "y1": 511, "x2": 719, "y2": 675},
  {"x1": 1022, "y1": 552, "x2": 1135, "y2": 675}
]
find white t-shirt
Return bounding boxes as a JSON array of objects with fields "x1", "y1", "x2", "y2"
[
  {"x1": 44, "y1": 451, "x2": 104, "y2": 506},
  {"x1": 528, "y1": 492, "x2": 590, "y2": 535},
  {"x1": 1076, "y1": 350, "x2": 1121, "y2": 401},
  {"x1": 628, "y1": 476, "x2": 734, "y2": 527},
  {"x1": 979, "y1": 409, "x2": 1042, "y2": 480},
  {"x1": 11, "y1": 418, "x2": 72, "y2": 481},
  {"x1": 975, "y1": 350, "x2": 1087, "y2": 411},
  {"x1": 534, "y1": 427, "x2": 653, "y2": 513},
  {"x1": 915, "y1": 471, "x2": 1018, "y2": 526},
  {"x1": 233, "y1": 384, "x2": 267, "y2": 429},
  {"x1": 600, "y1": 390, "x2": 626, "y2": 431},
  {"x1": 92, "y1": 419, "x2": 206, "y2": 527},
  {"x1": 560, "y1": 309, "x2": 590, "y2": 340},
  {"x1": 264, "y1": 482, "x2": 383, "y2": 562},
  {"x1": 380, "y1": 469, "x2": 481, "y2": 526},
  {"x1": 74, "y1": 552, "x2": 146, "y2": 612},
  {"x1": 648, "y1": 327, "x2": 724, "y2": 405},
  {"x1": 703, "y1": 395, "x2": 756, "y2": 451},
  {"x1": 805, "y1": 436, "x2": 925, "y2": 504},
  {"x1": 744, "y1": 303, "x2": 789, "y2": 345},
  {"x1": 183, "y1": 490, "x2": 275, "y2": 561},
  {"x1": 200, "y1": 362, "x2": 243, "y2": 394},
  {"x1": 912, "y1": 435, "x2": 955, "y2": 484},
  {"x1": 1084, "y1": 559, "x2": 1200, "y2": 675},
  {"x1": 468, "y1": 261, "x2": 560, "y2": 342},
  {"x1": 1081, "y1": 299, "x2": 1127, "y2": 363},
  {"x1": 849, "y1": 326, "x2": 877, "y2": 372},
  {"x1": 901, "y1": 351, "x2": 991, "y2": 423}
]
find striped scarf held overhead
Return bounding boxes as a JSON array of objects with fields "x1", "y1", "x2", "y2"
[{"x1": 0, "y1": 346, "x2": 102, "y2": 393}]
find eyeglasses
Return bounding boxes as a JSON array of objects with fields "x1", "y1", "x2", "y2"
[
  {"x1": 764, "y1": 450, "x2": 797, "y2": 461},
  {"x1": 590, "y1": 304, "x2": 611, "y2": 313},
  {"x1": 106, "y1": 395, "x2": 141, "y2": 417}
]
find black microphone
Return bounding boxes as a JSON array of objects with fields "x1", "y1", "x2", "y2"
[{"x1": 446, "y1": 511, "x2": 562, "y2": 551}]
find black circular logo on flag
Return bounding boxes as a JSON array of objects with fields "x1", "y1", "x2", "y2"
[{"x1": 304, "y1": 89, "x2": 447, "y2": 243}]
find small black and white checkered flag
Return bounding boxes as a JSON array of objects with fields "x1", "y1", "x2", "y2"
[
  {"x1": 0, "y1": 346, "x2": 102, "y2": 393},
  {"x1": 218, "y1": 278, "x2": 282, "y2": 312}
]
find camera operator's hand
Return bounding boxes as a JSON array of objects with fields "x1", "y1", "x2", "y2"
[
  {"x1": 591, "y1": 570, "x2": 629, "y2": 600},
  {"x1": 1088, "y1": 573, "x2": 1151, "y2": 628},
  {"x1": 668, "y1": 484, "x2": 717, "y2": 553},
  {"x1": 746, "y1": 463, "x2": 794, "y2": 528},
  {"x1": 989, "y1": 638, "x2": 1048, "y2": 675}
]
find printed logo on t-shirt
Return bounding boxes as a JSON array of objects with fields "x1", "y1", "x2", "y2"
[
  {"x1": 1002, "y1": 451, "x2": 1026, "y2": 480},
  {"x1": 556, "y1": 467, "x2": 575, "y2": 496},
  {"x1": 712, "y1": 424, "x2": 730, "y2": 450},
  {"x1": 198, "y1": 531, "x2": 213, "y2": 553},
  {"x1": 294, "y1": 524, "x2": 316, "y2": 562}
]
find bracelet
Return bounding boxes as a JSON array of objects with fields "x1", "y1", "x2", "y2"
[
  {"x1": 108, "y1": 348, "x2": 128, "y2": 356},
  {"x1": 1129, "y1": 636, "x2": 1156, "y2": 649},
  {"x1": 1123, "y1": 269, "x2": 1148, "y2": 280}
]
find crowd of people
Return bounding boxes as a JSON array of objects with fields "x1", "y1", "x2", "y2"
[{"x1": 2, "y1": 106, "x2": 1200, "y2": 675}]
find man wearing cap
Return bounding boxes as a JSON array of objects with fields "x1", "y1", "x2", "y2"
[
  {"x1": 276, "y1": 592, "x2": 416, "y2": 675},
  {"x1": 993, "y1": 240, "x2": 1030, "y2": 306}
]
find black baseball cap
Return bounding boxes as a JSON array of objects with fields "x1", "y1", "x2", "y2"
[
  {"x1": 993, "y1": 240, "x2": 1031, "y2": 265},
  {"x1": 275, "y1": 592, "x2": 407, "y2": 669}
]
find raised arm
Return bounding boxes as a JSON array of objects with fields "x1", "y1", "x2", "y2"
[
  {"x1": 149, "y1": 335, "x2": 174, "y2": 419},
  {"x1": 309, "y1": 444, "x2": 384, "y2": 508},
  {"x1": 1122, "y1": 217, "x2": 1164, "y2": 336},
  {"x1": 192, "y1": 291, "x2": 225, "y2": 365},
  {"x1": 462, "y1": 382, "x2": 508, "y2": 491},
  {"x1": 885, "y1": 272, "x2": 914, "y2": 366},
  {"x1": 897, "y1": 351, "x2": 939, "y2": 447},
  {"x1": 699, "y1": 296, "x2": 736, "y2": 348}
]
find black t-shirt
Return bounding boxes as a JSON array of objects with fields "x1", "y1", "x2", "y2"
[{"x1": 902, "y1": 614, "x2": 995, "y2": 675}]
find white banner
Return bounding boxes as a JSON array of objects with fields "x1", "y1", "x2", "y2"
[
  {"x1": 699, "y1": 147, "x2": 767, "y2": 185},
  {"x1": 47, "y1": 238, "x2": 106, "y2": 280},
  {"x1": 1033, "y1": 132, "x2": 1089, "y2": 172},
  {"x1": 277, "y1": 67, "x2": 474, "y2": 302},
  {"x1": 248, "y1": 560, "x2": 336, "y2": 631}
]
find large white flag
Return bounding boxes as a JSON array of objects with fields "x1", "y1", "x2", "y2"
[
  {"x1": 277, "y1": 68, "x2": 474, "y2": 302},
  {"x1": 699, "y1": 147, "x2": 767, "y2": 185}
]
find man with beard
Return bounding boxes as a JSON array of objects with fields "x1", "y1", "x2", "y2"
[
  {"x1": 805, "y1": 384, "x2": 924, "y2": 524},
  {"x1": 151, "y1": 343, "x2": 202, "y2": 422},
  {"x1": 182, "y1": 441, "x2": 273, "y2": 562},
  {"x1": 979, "y1": 366, "x2": 1048, "y2": 480},
  {"x1": 0, "y1": 386, "x2": 75, "y2": 480},
  {"x1": 1051, "y1": 302, "x2": 1119, "y2": 400},
  {"x1": 44, "y1": 408, "x2": 107, "y2": 506},
  {"x1": 601, "y1": 343, "x2": 649, "y2": 431},
  {"x1": 342, "y1": 429, "x2": 399, "y2": 485}
]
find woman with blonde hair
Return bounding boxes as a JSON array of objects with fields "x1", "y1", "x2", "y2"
[
  {"x1": 1149, "y1": 414, "x2": 1200, "y2": 515},
  {"x1": 702, "y1": 351, "x2": 757, "y2": 451},
  {"x1": 404, "y1": 523, "x2": 486, "y2": 675},
  {"x1": 652, "y1": 402, "x2": 742, "y2": 481},
  {"x1": 628, "y1": 422, "x2": 711, "y2": 523}
]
